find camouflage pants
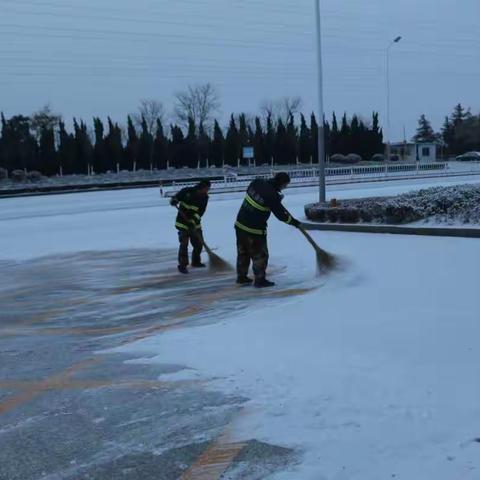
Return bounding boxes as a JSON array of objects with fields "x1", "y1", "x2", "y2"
[
  {"x1": 236, "y1": 230, "x2": 269, "y2": 280},
  {"x1": 178, "y1": 229, "x2": 203, "y2": 267}
]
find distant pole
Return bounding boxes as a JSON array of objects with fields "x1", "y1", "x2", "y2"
[
  {"x1": 386, "y1": 36, "x2": 402, "y2": 162},
  {"x1": 315, "y1": 0, "x2": 326, "y2": 203}
]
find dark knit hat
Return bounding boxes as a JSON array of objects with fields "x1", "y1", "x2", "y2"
[
  {"x1": 197, "y1": 179, "x2": 211, "y2": 189},
  {"x1": 273, "y1": 172, "x2": 291, "y2": 188}
]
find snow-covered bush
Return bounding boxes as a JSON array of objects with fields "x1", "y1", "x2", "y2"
[
  {"x1": 0, "y1": 168, "x2": 7, "y2": 180},
  {"x1": 305, "y1": 184, "x2": 480, "y2": 225},
  {"x1": 10, "y1": 169, "x2": 26, "y2": 182},
  {"x1": 26, "y1": 171, "x2": 43, "y2": 182}
]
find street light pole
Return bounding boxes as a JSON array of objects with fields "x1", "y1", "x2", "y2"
[
  {"x1": 315, "y1": 0, "x2": 326, "y2": 203},
  {"x1": 386, "y1": 36, "x2": 402, "y2": 162}
]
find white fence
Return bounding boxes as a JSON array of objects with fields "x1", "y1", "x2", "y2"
[{"x1": 160, "y1": 162, "x2": 450, "y2": 197}]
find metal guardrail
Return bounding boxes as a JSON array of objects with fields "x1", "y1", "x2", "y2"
[{"x1": 160, "y1": 162, "x2": 450, "y2": 197}]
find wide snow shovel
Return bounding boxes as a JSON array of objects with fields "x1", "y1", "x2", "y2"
[{"x1": 175, "y1": 206, "x2": 232, "y2": 272}]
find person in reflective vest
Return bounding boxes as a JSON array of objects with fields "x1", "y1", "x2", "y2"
[
  {"x1": 235, "y1": 172, "x2": 301, "y2": 288},
  {"x1": 170, "y1": 180, "x2": 211, "y2": 274}
]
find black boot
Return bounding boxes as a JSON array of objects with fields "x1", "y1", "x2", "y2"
[
  {"x1": 254, "y1": 278, "x2": 275, "y2": 288},
  {"x1": 191, "y1": 262, "x2": 206, "y2": 268},
  {"x1": 178, "y1": 265, "x2": 189, "y2": 274},
  {"x1": 236, "y1": 276, "x2": 253, "y2": 285}
]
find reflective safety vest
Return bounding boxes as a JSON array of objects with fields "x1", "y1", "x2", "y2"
[{"x1": 235, "y1": 179, "x2": 293, "y2": 236}]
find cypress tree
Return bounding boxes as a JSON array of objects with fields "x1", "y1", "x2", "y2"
[
  {"x1": 93, "y1": 118, "x2": 106, "y2": 172},
  {"x1": 126, "y1": 115, "x2": 138, "y2": 171},
  {"x1": 238, "y1": 114, "x2": 249, "y2": 164},
  {"x1": 137, "y1": 116, "x2": 154, "y2": 170},
  {"x1": 285, "y1": 114, "x2": 298, "y2": 164},
  {"x1": 153, "y1": 119, "x2": 168, "y2": 169},
  {"x1": 38, "y1": 125, "x2": 56, "y2": 175},
  {"x1": 224, "y1": 115, "x2": 240, "y2": 166},
  {"x1": 105, "y1": 118, "x2": 123, "y2": 172},
  {"x1": 57, "y1": 120, "x2": 76, "y2": 175},
  {"x1": 298, "y1": 114, "x2": 311, "y2": 164},
  {"x1": 339, "y1": 112, "x2": 350, "y2": 154},
  {"x1": 170, "y1": 125, "x2": 185, "y2": 168},
  {"x1": 310, "y1": 113, "x2": 318, "y2": 163},
  {"x1": 274, "y1": 119, "x2": 287, "y2": 165},
  {"x1": 253, "y1": 117, "x2": 265, "y2": 166},
  {"x1": 210, "y1": 120, "x2": 225, "y2": 167},
  {"x1": 264, "y1": 114, "x2": 275, "y2": 165},
  {"x1": 197, "y1": 122, "x2": 210, "y2": 168}
]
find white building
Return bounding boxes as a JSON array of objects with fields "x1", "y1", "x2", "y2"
[{"x1": 390, "y1": 142, "x2": 438, "y2": 162}]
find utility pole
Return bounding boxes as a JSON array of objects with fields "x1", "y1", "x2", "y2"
[
  {"x1": 315, "y1": 0, "x2": 326, "y2": 203},
  {"x1": 386, "y1": 36, "x2": 402, "y2": 162}
]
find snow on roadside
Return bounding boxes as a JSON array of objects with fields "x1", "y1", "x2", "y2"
[{"x1": 112, "y1": 226, "x2": 480, "y2": 479}]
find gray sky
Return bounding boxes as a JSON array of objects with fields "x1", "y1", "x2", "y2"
[{"x1": 1, "y1": 0, "x2": 479, "y2": 140}]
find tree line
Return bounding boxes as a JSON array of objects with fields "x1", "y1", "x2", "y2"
[
  {"x1": 0, "y1": 108, "x2": 384, "y2": 176},
  {"x1": 1, "y1": 80, "x2": 477, "y2": 177},
  {"x1": 413, "y1": 104, "x2": 480, "y2": 154}
]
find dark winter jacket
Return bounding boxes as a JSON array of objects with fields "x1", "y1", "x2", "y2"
[
  {"x1": 235, "y1": 179, "x2": 294, "y2": 236},
  {"x1": 172, "y1": 186, "x2": 209, "y2": 231}
]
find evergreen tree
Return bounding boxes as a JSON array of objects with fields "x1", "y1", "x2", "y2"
[
  {"x1": 371, "y1": 112, "x2": 384, "y2": 155},
  {"x1": 104, "y1": 118, "x2": 123, "y2": 172},
  {"x1": 93, "y1": 118, "x2": 106, "y2": 172},
  {"x1": 38, "y1": 125, "x2": 56, "y2": 175},
  {"x1": 57, "y1": 120, "x2": 76, "y2": 175},
  {"x1": 183, "y1": 117, "x2": 198, "y2": 168},
  {"x1": 4, "y1": 115, "x2": 37, "y2": 172},
  {"x1": 310, "y1": 113, "x2": 318, "y2": 163},
  {"x1": 238, "y1": 114, "x2": 249, "y2": 164},
  {"x1": 73, "y1": 119, "x2": 94, "y2": 174},
  {"x1": 197, "y1": 122, "x2": 210, "y2": 168},
  {"x1": 441, "y1": 116, "x2": 454, "y2": 151},
  {"x1": 274, "y1": 119, "x2": 288, "y2": 165},
  {"x1": 413, "y1": 114, "x2": 437, "y2": 142},
  {"x1": 125, "y1": 115, "x2": 138, "y2": 171},
  {"x1": 224, "y1": 115, "x2": 240, "y2": 166},
  {"x1": 285, "y1": 114, "x2": 298, "y2": 164},
  {"x1": 210, "y1": 120, "x2": 225, "y2": 167},
  {"x1": 298, "y1": 114, "x2": 310, "y2": 164},
  {"x1": 339, "y1": 112, "x2": 351, "y2": 154},
  {"x1": 137, "y1": 116, "x2": 154, "y2": 170},
  {"x1": 0, "y1": 113, "x2": 8, "y2": 171},
  {"x1": 170, "y1": 125, "x2": 185, "y2": 168},
  {"x1": 264, "y1": 114, "x2": 275, "y2": 165},
  {"x1": 153, "y1": 119, "x2": 168, "y2": 169},
  {"x1": 330, "y1": 112, "x2": 339, "y2": 156},
  {"x1": 253, "y1": 117, "x2": 265, "y2": 165},
  {"x1": 323, "y1": 117, "x2": 331, "y2": 159}
]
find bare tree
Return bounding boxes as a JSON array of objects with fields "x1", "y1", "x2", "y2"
[
  {"x1": 133, "y1": 99, "x2": 165, "y2": 135},
  {"x1": 174, "y1": 83, "x2": 221, "y2": 128},
  {"x1": 260, "y1": 96, "x2": 303, "y2": 125},
  {"x1": 30, "y1": 104, "x2": 62, "y2": 140}
]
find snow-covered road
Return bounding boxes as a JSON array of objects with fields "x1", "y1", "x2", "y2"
[{"x1": 2, "y1": 176, "x2": 480, "y2": 479}]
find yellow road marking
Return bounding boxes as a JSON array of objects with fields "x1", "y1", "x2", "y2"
[
  {"x1": 0, "y1": 358, "x2": 100, "y2": 416},
  {"x1": 180, "y1": 441, "x2": 247, "y2": 480}
]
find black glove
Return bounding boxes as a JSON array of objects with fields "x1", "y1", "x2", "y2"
[
  {"x1": 290, "y1": 218, "x2": 301, "y2": 228},
  {"x1": 170, "y1": 197, "x2": 179, "y2": 207}
]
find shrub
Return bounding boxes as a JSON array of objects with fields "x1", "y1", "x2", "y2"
[
  {"x1": 11, "y1": 169, "x2": 26, "y2": 182},
  {"x1": 0, "y1": 168, "x2": 7, "y2": 180},
  {"x1": 26, "y1": 171, "x2": 43, "y2": 182}
]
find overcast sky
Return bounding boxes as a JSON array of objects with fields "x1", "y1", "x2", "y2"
[{"x1": 1, "y1": 0, "x2": 479, "y2": 140}]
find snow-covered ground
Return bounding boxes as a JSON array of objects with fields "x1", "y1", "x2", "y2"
[{"x1": 2, "y1": 176, "x2": 480, "y2": 479}]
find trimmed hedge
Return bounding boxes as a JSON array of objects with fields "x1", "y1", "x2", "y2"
[{"x1": 305, "y1": 184, "x2": 480, "y2": 225}]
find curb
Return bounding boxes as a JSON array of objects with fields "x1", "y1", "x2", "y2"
[{"x1": 301, "y1": 222, "x2": 480, "y2": 239}]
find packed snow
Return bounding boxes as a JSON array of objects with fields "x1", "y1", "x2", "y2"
[{"x1": 2, "y1": 176, "x2": 480, "y2": 479}]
